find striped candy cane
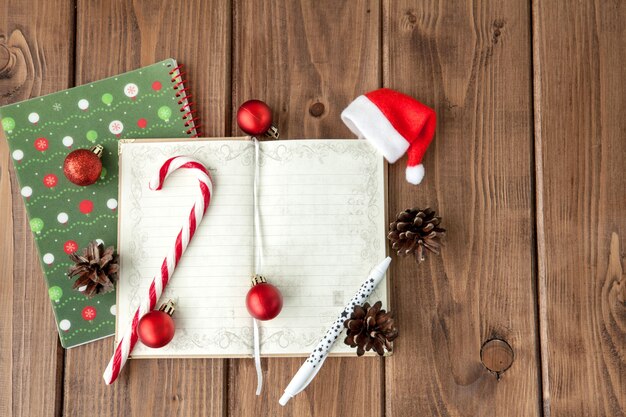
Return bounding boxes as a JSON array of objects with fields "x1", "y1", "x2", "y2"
[{"x1": 103, "y1": 156, "x2": 213, "y2": 385}]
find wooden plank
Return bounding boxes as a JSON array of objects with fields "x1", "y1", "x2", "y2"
[
  {"x1": 230, "y1": 1, "x2": 383, "y2": 416},
  {"x1": 0, "y1": 1, "x2": 74, "y2": 415},
  {"x1": 533, "y1": 1, "x2": 626, "y2": 415},
  {"x1": 384, "y1": 1, "x2": 541, "y2": 415},
  {"x1": 63, "y1": 1, "x2": 231, "y2": 416}
]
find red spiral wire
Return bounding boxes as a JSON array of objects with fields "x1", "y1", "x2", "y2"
[{"x1": 169, "y1": 64, "x2": 200, "y2": 138}]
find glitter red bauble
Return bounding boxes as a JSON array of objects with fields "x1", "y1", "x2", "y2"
[
  {"x1": 237, "y1": 100, "x2": 273, "y2": 136},
  {"x1": 63, "y1": 147, "x2": 103, "y2": 186},
  {"x1": 137, "y1": 311, "x2": 176, "y2": 348},
  {"x1": 246, "y1": 282, "x2": 283, "y2": 321},
  {"x1": 137, "y1": 118, "x2": 147, "y2": 129}
]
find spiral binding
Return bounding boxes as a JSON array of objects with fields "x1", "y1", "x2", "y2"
[{"x1": 169, "y1": 64, "x2": 201, "y2": 138}]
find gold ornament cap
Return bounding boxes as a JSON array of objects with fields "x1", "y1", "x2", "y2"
[
  {"x1": 158, "y1": 299, "x2": 176, "y2": 316},
  {"x1": 90, "y1": 144, "x2": 104, "y2": 158},
  {"x1": 251, "y1": 274, "x2": 267, "y2": 286}
]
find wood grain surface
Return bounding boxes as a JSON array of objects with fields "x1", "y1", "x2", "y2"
[
  {"x1": 63, "y1": 1, "x2": 230, "y2": 416},
  {"x1": 0, "y1": 0, "x2": 624, "y2": 416},
  {"x1": 230, "y1": 1, "x2": 383, "y2": 416},
  {"x1": 0, "y1": 1, "x2": 74, "y2": 416},
  {"x1": 383, "y1": 1, "x2": 541, "y2": 416},
  {"x1": 533, "y1": 0, "x2": 626, "y2": 415}
]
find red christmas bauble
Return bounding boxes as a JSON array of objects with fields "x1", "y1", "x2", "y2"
[
  {"x1": 237, "y1": 100, "x2": 273, "y2": 136},
  {"x1": 137, "y1": 310, "x2": 176, "y2": 348},
  {"x1": 63, "y1": 146, "x2": 103, "y2": 186},
  {"x1": 246, "y1": 282, "x2": 283, "y2": 321}
]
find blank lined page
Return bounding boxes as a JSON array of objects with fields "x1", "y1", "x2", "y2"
[
  {"x1": 257, "y1": 140, "x2": 387, "y2": 355},
  {"x1": 117, "y1": 139, "x2": 256, "y2": 357}
]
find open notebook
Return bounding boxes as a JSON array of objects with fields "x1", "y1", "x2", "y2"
[{"x1": 117, "y1": 138, "x2": 387, "y2": 357}]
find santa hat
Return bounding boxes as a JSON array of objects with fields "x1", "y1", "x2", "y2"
[{"x1": 341, "y1": 88, "x2": 436, "y2": 184}]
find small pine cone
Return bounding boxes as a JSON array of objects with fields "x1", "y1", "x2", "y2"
[
  {"x1": 388, "y1": 207, "x2": 445, "y2": 263},
  {"x1": 344, "y1": 301, "x2": 398, "y2": 356},
  {"x1": 67, "y1": 241, "x2": 118, "y2": 298}
]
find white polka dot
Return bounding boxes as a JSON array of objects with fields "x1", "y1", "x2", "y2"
[
  {"x1": 107, "y1": 198, "x2": 118, "y2": 209},
  {"x1": 43, "y1": 253, "x2": 54, "y2": 264}
]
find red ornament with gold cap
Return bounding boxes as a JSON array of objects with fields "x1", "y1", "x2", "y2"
[
  {"x1": 137, "y1": 300, "x2": 176, "y2": 348},
  {"x1": 63, "y1": 145, "x2": 104, "y2": 186},
  {"x1": 236, "y1": 100, "x2": 279, "y2": 139},
  {"x1": 246, "y1": 275, "x2": 283, "y2": 321}
]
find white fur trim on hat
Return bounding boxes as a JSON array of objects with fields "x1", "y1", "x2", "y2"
[
  {"x1": 341, "y1": 95, "x2": 409, "y2": 163},
  {"x1": 406, "y1": 164, "x2": 425, "y2": 185}
]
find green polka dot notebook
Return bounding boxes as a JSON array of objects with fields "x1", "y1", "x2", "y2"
[{"x1": 0, "y1": 59, "x2": 198, "y2": 348}]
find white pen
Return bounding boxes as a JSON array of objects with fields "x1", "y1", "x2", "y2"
[{"x1": 279, "y1": 257, "x2": 392, "y2": 406}]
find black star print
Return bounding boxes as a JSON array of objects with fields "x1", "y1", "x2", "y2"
[{"x1": 340, "y1": 311, "x2": 348, "y2": 318}]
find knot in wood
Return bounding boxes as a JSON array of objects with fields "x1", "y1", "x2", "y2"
[
  {"x1": 0, "y1": 43, "x2": 14, "y2": 75},
  {"x1": 480, "y1": 338, "x2": 514, "y2": 375},
  {"x1": 309, "y1": 102, "x2": 325, "y2": 118}
]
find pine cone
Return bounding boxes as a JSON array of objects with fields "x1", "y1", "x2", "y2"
[
  {"x1": 67, "y1": 241, "x2": 118, "y2": 298},
  {"x1": 388, "y1": 207, "x2": 445, "y2": 263},
  {"x1": 344, "y1": 301, "x2": 398, "y2": 356}
]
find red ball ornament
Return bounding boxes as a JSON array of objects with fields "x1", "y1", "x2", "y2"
[
  {"x1": 152, "y1": 81, "x2": 162, "y2": 91},
  {"x1": 137, "y1": 300, "x2": 176, "y2": 348},
  {"x1": 246, "y1": 275, "x2": 283, "y2": 321},
  {"x1": 237, "y1": 100, "x2": 279, "y2": 139},
  {"x1": 63, "y1": 145, "x2": 103, "y2": 186},
  {"x1": 137, "y1": 118, "x2": 148, "y2": 129}
]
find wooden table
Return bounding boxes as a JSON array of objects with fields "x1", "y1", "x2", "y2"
[{"x1": 1, "y1": 1, "x2": 624, "y2": 416}]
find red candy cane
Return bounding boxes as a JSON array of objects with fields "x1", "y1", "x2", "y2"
[{"x1": 103, "y1": 156, "x2": 213, "y2": 385}]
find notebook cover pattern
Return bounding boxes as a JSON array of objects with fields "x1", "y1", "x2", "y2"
[{"x1": 0, "y1": 58, "x2": 197, "y2": 348}]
